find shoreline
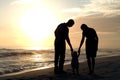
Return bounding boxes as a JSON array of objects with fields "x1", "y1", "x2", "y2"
[
  {"x1": 0, "y1": 55, "x2": 120, "y2": 80},
  {"x1": 0, "y1": 54, "x2": 118, "y2": 76}
]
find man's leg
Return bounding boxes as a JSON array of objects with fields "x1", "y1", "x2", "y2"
[
  {"x1": 59, "y1": 53, "x2": 65, "y2": 72},
  {"x1": 54, "y1": 43, "x2": 60, "y2": 74},
  {"x1": 59, "y1": 42, "x2": 66, "y2": 73},
  {"x1": 54, "y1": 53, "x2": 59, "y2": 74},
  {"x1": 54, "y1": 52, "x2": 59, "y2": 73}
]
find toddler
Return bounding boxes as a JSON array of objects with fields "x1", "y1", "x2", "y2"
[{"x1": 71, "y1": 51, "x2": 80, "y2": 74}]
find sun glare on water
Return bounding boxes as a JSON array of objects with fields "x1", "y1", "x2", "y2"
[{"x1": 19, "y1": 6, "x2": 58, "y2": 49}]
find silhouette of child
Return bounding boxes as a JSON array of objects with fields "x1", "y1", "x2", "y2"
[{"x1": 71, "y1": 51, "x2": 80, "y2": 75}]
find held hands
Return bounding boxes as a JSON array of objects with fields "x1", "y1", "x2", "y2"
[
  {"x1": 70, "y1": 48, "x2": 73, "y2": 52},
  {"x1": 78, "y1": 48, "x2": 81, "y2": 54}
]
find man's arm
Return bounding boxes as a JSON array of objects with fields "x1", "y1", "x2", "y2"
[{"x1": 66, "y1": 36, "x2": 73, "y2": 52}]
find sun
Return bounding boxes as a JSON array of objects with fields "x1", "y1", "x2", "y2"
[{"x1": 19, "y1": 7, "x2": 58, "y2": 49}]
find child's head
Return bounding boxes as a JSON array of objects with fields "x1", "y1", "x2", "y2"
[{"x1": 72, "y1": 51, "x2": 77, "y2": 57}]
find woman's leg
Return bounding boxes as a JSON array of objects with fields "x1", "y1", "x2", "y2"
[
  {"x1": 87, "y1": 57, "x2": 92, "y2": 74},
  {"x1": 91, "y1": 57, "x2": 95, "y2": 73}
]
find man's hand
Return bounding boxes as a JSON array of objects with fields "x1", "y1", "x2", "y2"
[{"x1": 71, "y1": 48, "x2": 73, "y2": 52}]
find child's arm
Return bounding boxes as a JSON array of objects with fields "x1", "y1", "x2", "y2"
[{"x1": 77, "y1": 51, "x2": 80, "y2": 58}]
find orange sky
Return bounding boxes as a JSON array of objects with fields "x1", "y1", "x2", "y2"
[{"x1": 0, "y1": 0, "x2": 120, "y2": 49}]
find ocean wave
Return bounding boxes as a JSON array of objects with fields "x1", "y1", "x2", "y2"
[
  {"x1": 0, "y1": 49, "x2": 54, "y2": 58},
  {"x1": 0, "y1": 52, "x2": 34, "y2": 58}
]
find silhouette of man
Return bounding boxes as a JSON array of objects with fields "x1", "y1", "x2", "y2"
[
  {"x1": 78, "y1": 24, "x2": 98, "y2": 75},
  {"x1": 54, "y1": 19, "x2": 74, "y2": 74}
]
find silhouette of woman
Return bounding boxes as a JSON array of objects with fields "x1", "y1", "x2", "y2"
[{"x1": 78, "y1": 24, "x2": 98, "y2": 74}]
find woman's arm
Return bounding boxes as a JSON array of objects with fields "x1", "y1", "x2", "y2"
[{"x1": 78, "y1": 33, "x2": 85, "y2": 53}]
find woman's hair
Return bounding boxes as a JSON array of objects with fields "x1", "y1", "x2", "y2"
[{"x1": 81, "y1": 24, "x2": 88, "y2": 30}]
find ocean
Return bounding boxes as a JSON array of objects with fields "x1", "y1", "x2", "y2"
[{"x1": 0, "y1": 48, "x2": 119, "y2": 76}]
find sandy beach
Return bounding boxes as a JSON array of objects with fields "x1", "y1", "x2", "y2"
[{"x1": 0, "y1": 55, "x2": 120, "y2": 80}]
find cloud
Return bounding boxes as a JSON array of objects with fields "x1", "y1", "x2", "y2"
[
  {"x1": 97, "y1": 32, "x2": 115, "y2": 35},
  {"x1": 61, "y1": 0, "x2": 120, "y2": 17},
  {"x1": 11, "y1": 0, "x2": 27, "y2": 5},
  {"x1": 10, "y1": 0, "x2": 39, "y2": 5},
  {"x1": 61, "y1": 8, "x2": 81, "y2": 13},
  {"x1": 84, "y1": 0, "x2": 120, "y2": 17}
]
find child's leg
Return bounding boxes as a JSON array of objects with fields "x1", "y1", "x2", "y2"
[
  {"x1": 76, "y1": 67, "x2": 79, "y2": 75},
  {"x1": 72, "y1": 68, "x2": 75, "y2": 74}
]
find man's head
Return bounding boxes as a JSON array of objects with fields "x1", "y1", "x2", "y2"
[
  {"x1": 67, "y1": 19, "x2": 74, "y2": 27},
  {"x1": 81, "y1": 24, "x2": 88, "y2": 31}
]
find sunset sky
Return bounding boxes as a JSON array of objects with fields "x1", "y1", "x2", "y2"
[{"x1": 0, "y1": 0, "x2": 120, "y2": 49}]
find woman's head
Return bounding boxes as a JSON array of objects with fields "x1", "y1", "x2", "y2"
[{"x1": 81, "y1": 24, "x2": 88, "y2": 30}]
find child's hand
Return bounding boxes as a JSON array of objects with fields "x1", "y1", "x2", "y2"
[
  {"x1": 78, "y1": 49, "x2": 80, "y2": 53},
  {"x1": 71, "y1": 49, "x2": 73, "y2": 53},
  {"x1": 71, "y1": 51, "x2": 73, "y2": 57}
]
